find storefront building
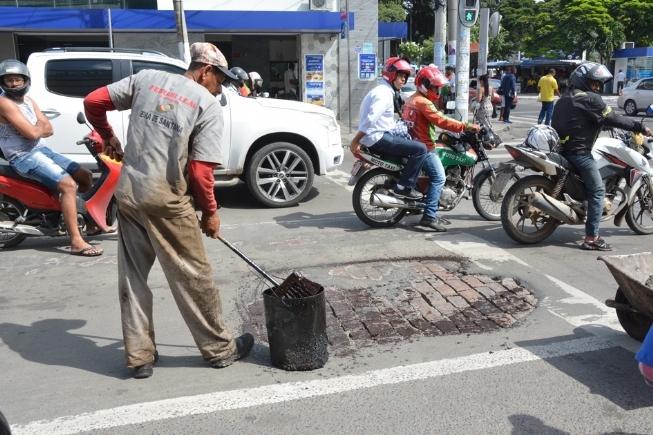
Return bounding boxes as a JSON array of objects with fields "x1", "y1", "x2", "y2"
[
  {"x1": 611, "y1": 47, "x2": 653, "y2": 93},
  {"x1": 0, "y1": 0, "x2": 379, "y2": 120}
]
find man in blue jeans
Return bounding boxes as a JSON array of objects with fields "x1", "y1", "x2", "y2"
[
  {"x1": 552, "y1": 62, "x2": 651, "y2": 251},
  {"x1": 501, "y1": 66, "x2": 517, "y2": 124},
  {"x1": 350, "y1": 57, "x2": 427, "y2": 200}
]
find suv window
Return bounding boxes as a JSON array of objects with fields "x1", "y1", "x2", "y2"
[
  {"x1": 46, "y1": 59, "x2": 113, "y2": 98},
  {"x1": 132, "y1": 61, "x2": 185, "y2": 76}
]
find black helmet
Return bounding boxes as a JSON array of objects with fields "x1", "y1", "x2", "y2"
[
  {"x1": 569, "y1": 62, "x2": 612, "y2": 92},
  {"x1": 230, "y1": 66, "x2": 249, "y2": 82},
  {"x1": 0, "y1": 59, "x2": 31, "y2": 98}
]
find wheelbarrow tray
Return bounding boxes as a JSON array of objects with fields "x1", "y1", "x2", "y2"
[{"x1": 598, "y1": 252, "x2": 653, "y2": 319}]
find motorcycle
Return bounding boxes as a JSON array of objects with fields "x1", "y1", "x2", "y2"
[
  {"x1": 349, "y1": 124, "x2": 519, "y2": 227},
  {"x1": 499, "y1": 126, "x2": 653, "y2": 244},
  {"x1": 0, "y1": 112, "x2": 120, "y2": 248}
]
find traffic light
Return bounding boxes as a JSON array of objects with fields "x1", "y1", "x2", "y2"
[{"x1": 458, "y1": 0, "x2": 479, "y2": 27}]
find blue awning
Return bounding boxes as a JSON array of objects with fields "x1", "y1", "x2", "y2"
[
  {"x1": 0, "y1": 6, "x2": 355, "y2": 33},
  {"x1": 378, "y1": 22, "x2": 406, "y2": 40},
  {"x1": 612, "y1": 47, "x2": 653, "y2": 59}
]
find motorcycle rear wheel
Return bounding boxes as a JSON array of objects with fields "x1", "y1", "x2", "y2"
[
  {"x1": 472, "y1": 168, "x2": 519, "y2": 221},
  {"x1": 352, "y1": 168, "x2": 407, "y2": 227},
  {"x1": 501, "y1": 175, "x2": 558, "y2": 244},
  {"x1": 0, "y1": 197, "x2": 27, "y2": 248},
  {"x1": 614, "y1": 288, "x2": 652, "y2": 342},
  {"x1": 625, "y1": 182, "x2": 653, "y2": 235}
]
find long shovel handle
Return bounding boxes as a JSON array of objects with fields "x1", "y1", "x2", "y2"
[{"x1": 217, "y1": 235, "x2": 280, "y2": 287}]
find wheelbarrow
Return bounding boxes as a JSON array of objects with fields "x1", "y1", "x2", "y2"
[{"x1": 599, "y1": 252, "x2": 653, "y2": 341}]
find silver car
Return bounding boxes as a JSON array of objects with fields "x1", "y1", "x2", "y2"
[{"x1": 617, "y1": 77, "x2": 653, "y2": 116}]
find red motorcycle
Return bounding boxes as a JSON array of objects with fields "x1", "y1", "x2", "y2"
[{"x1": 0, "y1": 112, "x2": 120, "y2": 248}]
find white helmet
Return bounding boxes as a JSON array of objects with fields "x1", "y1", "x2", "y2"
[
  {"x1": 524, "y1": 125, "x2": 560, "y2": 151},
  {"x1": 249, "y1": 71, "x2": 263, "y2": 88}
]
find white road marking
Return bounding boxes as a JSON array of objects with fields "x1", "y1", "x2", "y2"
[
  {"x1": 325, "y1": 168, "x2": 355, "y2": 192},
  {"x1": 12, "y1": 336, "x2": 613, "y2": 435}
]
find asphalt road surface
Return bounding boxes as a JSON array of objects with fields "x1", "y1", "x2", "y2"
[{"x1": 2, "y1": 96, "x2": 652, "y2": 435}]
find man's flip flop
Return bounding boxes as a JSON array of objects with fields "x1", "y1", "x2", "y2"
[
  {"x1": 70, "y1": 246, "x2": 103, "y2": 257},
  {"x1": 86, "y1": 226, "x2": 117, "y2": 236}
]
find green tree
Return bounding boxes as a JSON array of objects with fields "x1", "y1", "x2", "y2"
[
  {"x1": 379, "y1": 0, "x2": 406, "y2": 22},
  {"x1": 612, "y1": 0, "x2": 653, "y2": 47},
  {"x1": 561, "y1": 0, "x2": 624, "y2": 62},
  {"x1": 397, "y1": 41, "x2": 422, "y2": 63},
  {"x1": 498, "y1": 0, "x2": 537, "y2": 55}
]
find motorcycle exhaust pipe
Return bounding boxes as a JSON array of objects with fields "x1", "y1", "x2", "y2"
[
  {"x1": 0, "y1": 221, "x2": 48, "y2": 236},
  {"x1": 369, "y1": 193, "x2": 425, "y2": 210},
  {"x1": 527, "y1": 192, "x2": 581, "y2": 225}
]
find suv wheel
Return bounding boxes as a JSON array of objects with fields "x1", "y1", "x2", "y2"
[
  {"x1": 246, "y1": 142, "x2": 314, "y2": 207},
  {"x1": 624, "y1": 100, "x2": 638, "y2": 116}
]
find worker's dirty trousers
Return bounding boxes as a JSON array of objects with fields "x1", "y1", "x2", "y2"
[{"x1": 116, "y1": 202, "x2": 237, "y2": 368}]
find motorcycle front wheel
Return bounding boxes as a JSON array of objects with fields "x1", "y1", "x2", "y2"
[
  {"x1": 352, "y1": 168, "x2": 407, "y2": 227},
  {"x1": 0, "y1": 196, "x2": 27, "y2": 248},
  {"x1": 501, "y1": 175, "x2": 558, "y2": 244},
  {"x1": 472, "y1": 168, "x2": 519, "y2": 221},
  {"x1": 625, "y1": 181, "x2": 653, "y2": 235}
]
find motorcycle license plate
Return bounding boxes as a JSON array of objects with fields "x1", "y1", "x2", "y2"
[{"x1": 350, "y1": 160, "x2": 363, "y2": 175}]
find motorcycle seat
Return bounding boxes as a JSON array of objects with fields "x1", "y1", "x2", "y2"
[
  {"x1": 361, "y1": 147, "x2": 405, "y2": 165},
  {"x1": 547, "y1": 153, "x2": 580, "y2": 174},
  {"x1": 0, "y1": 162, "x2": 44, "y2": 185}
]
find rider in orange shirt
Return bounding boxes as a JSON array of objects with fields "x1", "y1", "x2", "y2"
[{"x1": 402, "y1": 66, "x2": 480, "y2": 231}]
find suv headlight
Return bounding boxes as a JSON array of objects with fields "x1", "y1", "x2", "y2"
[{"x1": 309, "y1": 112, "x2": 339, "y2": 132}]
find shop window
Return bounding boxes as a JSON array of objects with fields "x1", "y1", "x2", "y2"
[{"x1": 46, "y1": 59, "x2": 113, "y2": 98}]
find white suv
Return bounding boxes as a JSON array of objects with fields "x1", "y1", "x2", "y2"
[{"x1": 25, "y1": 48, "x2": 343, "y2": 207}]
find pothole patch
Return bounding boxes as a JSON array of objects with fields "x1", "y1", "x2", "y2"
[{"x1": 244, "y1": 261, "x2": 537, "y2": 357}]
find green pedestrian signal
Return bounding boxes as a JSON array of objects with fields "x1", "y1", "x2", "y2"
[
  {"x1": 465, "y1": 11, "x2": 476, "y2": 22},
  {"x1": 458, "y1": 0, "x2": 479, "y2": 27}
]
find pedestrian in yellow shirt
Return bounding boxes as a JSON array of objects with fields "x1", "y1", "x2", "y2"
[{"x1": 537, "y1": 68, "x2": 561, "y2": 125}]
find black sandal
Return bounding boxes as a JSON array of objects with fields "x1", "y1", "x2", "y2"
[{"x1": 581, "y1": 237, "x2": 612, "y2": 251}]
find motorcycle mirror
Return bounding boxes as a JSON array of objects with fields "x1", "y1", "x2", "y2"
[
  {"x1": 446, "y1": 100, "x2": 456, "y2": 110},
  {"x1": 76, "y1": 111, "x2": 93, "y2": 131}
]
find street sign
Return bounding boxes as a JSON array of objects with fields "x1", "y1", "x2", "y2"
[
  {"x1": 354, "y1": 45, "x2": 362, "y2": 53},
  {"x1": 341, "y1": 22, "x2": 346, "y2": 39}
]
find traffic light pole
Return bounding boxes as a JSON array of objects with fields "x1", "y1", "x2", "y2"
[
  {"x1": 478, "y1": 8, "x2": 490, "y2": 78},
  {"x1": 454, "y1": 0, "x2": 479, "y2": 123},
  {"x1": 433, "y1": 0, "x2": 447, "y2": 70}
]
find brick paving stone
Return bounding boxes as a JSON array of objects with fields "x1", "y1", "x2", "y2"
[
  {"x1": 395, "y1": 324, "x2": 421, "y2": 338},
  {"x1": 365, "y1": 321, "x2": 397, "y2": 337},
  {"x1": 488, "y1": 313, "x2": 516, "y2": 328},
  {"x1": 474, "y1": 319, "x2": 501, "y2": 331},
  {"x1": 421, "y1": 289, "x2": 447, "y2": 305},
  {"x1": 500, "y1": 277, "x2": 520, "y2": 290},
  {"x1": 434, "y1": 319, "x2": 459, "y2": 334},
  {"x1": 471, "y1": 300, "x2": 503, "y2": 316},
  {"x1": 435, "y1": 271, "x2": 458, "y2": 281},
  {"x1": 446, "y1": 279, "x2": 473, "y2": 292},
  {"x1": 376, "y1": 335, "x2": 403, "y2": 345},
  {"x1": 486, "y1": 281, "x2": 510, "y2": 295},
  {"x1": 522, "y1": 294, "x2": 538, "y2": 306},
  {"x1": 475, "y1": 286, "x2": 496, "y2": 299},
  {"x1": 509, "y1": 287, "x2": 531, "y2": 298},
  {"x1": 475, "y1": 275, "x2": 496, "y2": 284},
  {"x1": 413, "y1": 264, "x2": 432, "y2": 276},
  {"x1": 461, "y1": 275, "x2": 485, "y2": 288},
  {"x1": 409, "y1": 296, "x2": 443, "y2": 323},
  {"x1": 328, "y1": 335, "x2": 352, "y2": 347},
  {"x1": 412, "y1": 280, "x2": 435, "y2": 294},
  {"x1": 426, "y1": 263, "x2": 447, "y2": 273},
  {"x1": 459, "y1": 289, "x2": 484, "y2": 303},
  {"x1": 461, "y1": 307, "x2": 485, "y2": 321},
  {"x1": 449, "y1": 312, "x2": 482, "y2": 333},
  {"x1": 429, "y1": 279, "x2": 457, "y2": 297},
  {"x1": 432, "y1": 301, "x2": 458, "y2": 316},
  {"x1": 349, "y1": 328, "x2": 373, "y2": 341},
  {"x1": 447, "y1": 295, "x2": 470, "y2": 309}
]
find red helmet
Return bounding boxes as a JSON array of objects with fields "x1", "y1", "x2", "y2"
[
  {"x1": 415, "y1": 66, "x2": 448, "y2": 102},
  {"x1": 382, "y1": 57, "x2": 412, "y2": 83}
]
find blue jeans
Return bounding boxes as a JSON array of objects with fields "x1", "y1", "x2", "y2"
[
  {"x1": 566, "y1": 153, "x2": 604, "y2": 237},
  {"x1": 368, "y1": 133, "x2": 428, "y2": 189},
  {"x1": 538, "y1": 101, "x2": 554, "y2": 125},
  {"x1": 503, "y1": 96, "x2": 514, "y2": 121},
  {"x1": 10, "y1": 146, "x2": 81, "y2": 191},
  {"x1": 420, "y1": 150, "x2": 445, "y2": 218}
]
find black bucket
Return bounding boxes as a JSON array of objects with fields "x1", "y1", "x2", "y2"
[{"x1": 263, "y1": 286, "x2": 328, "y2": 370}]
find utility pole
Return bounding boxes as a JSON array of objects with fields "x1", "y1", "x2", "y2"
[
  {"x1": 478, "y1": 8, "x2": 490, "y2": 78},
  {"x1": 447, "y1": 0, "x2": 458, "y2": 68},
  {"x1": 173, "y1": 0, "x2": 190, "y2": 64},
  {"x1": 455, "y1": 0, "x2": 479, "y2": 122},
  {"x1": 433, "y1": 0, "x2": 447, "y2": 70}
]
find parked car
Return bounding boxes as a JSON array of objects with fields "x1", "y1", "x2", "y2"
[
  {"x1": 617, "y1": 77, "x2": 653, "y2": 116},
  {"x1": 25, "y1": 48, "x2": 344, "y2": 207}
]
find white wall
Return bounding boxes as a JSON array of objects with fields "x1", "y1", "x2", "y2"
[{"x1": 157, "y1": 0, "x2": 336, "y2": 11}]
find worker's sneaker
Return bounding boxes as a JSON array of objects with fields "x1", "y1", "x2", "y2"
[
  {"x1": 393, "y1": 187, "x2": 422, "y2": 200},
  {"x1": 212, "y1": 333, "x2": 254, "y2": 368},
  {"x1": 132, "y1": 350, "x2": 158, "y2": 379},
  {"x1": 581, "y1": 237, "x2": 612, "y2": 251},
  {"x1": 417, "y1": 216, "x2": 447, "y2": 232}
]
